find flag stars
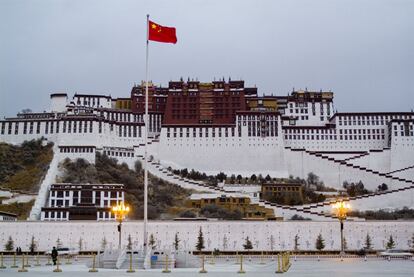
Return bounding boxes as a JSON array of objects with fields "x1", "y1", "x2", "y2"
[{"x1": 148, "y1": 20, "x2": 177, "y2": 44}]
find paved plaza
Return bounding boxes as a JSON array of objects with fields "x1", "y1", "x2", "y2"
[{"x1": 0, "y1": 256, "x2": 413, "y2": 276}]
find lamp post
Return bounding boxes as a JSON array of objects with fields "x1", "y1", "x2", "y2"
[
  {"x1": 332, "y1": 200, "x2": 350, "y2": 256},
  {"x1": 112, "y1": 202, "x2": 130, "y2": 250}
]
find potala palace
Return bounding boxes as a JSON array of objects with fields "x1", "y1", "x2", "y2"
[{"x1": 1, "y1": 79, "x2": 414, "y2": 222}]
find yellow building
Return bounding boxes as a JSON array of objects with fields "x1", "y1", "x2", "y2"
[
  {"x1": 261, "y1": 182, "x2": 304, "y2": 202},
  {"x1": 246, "y1": 97, "x2": 279, "y2": 111},
  {"x1": 115, "y1": 98, "x2": 132, "y2": 110},
  {"x1": 186, "y1": 193, "x2": 276, "y2": 220}
]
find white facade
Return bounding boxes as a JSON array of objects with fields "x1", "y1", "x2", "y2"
[
  {"x1": 284, "y1": 99, "x2": 334, "y2": 126},
  {"x1": 50, "y1": 93, "x2": 68, "y2": 112},
  {"x1": 0, "y1": 221, "x2": 412, "y2": 251},
  {"x1": 1, "y1": 91, "x2": 414, "y2": 215},
  {"x1": 41, "y1": 183, "x2": 124, "y2": 221},
  {"x1": 73, "y1": 94, "x2": 112, "y2": 109}
]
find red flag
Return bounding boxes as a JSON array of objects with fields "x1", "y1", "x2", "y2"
[{"x1": 148, "y1": 20, "x2": 177, "y2": 44}]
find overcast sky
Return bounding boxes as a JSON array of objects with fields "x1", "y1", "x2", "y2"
[{"x1": 0, "y1": 0, "x2": 413, "y2": 117}]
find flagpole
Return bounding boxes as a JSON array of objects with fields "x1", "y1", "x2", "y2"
[{"x1": 143, "y1": 13, "x2": 149, "y2": 266}]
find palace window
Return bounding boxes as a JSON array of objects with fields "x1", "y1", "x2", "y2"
[{"x1": 7, "y1": 122, "x2": 13, "y2": 134}]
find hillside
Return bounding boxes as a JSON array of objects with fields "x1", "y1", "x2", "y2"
[
  {"x1": 0, "y1": 139, "x2": 53, "y2": 192},
  {"x1": 0, "y1": 200, "x2": 35, "y2": 220},
  {"x1": 59, "y1": 153, "x2": 192, "y2": 219},
  {"x1": 0, "y1": 139, "x2": 53, "y2": 219}
]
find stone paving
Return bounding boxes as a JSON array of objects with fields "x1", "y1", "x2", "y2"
[{"x1": 0, "y1": 256, "x2": 413, "y2": 276}]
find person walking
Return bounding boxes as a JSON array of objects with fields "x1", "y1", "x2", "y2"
[{"x1": 51, "y1": 247, "x2": 58, "y2": 265}]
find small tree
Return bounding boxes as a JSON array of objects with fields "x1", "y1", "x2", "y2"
[
  {"x1": 78, "y1": 237, "x2": 83, "y2": 251},
  {"x1": 222, "y1": 235, "x2": 228, "y2": 250},
  {"x1": 173, "y1": 232, "x2": 180, "y2": 251},
  {"x1": 315, "y1": 233, "x2": 325, "y2": 251},
  {"x1": 343, "y1": 237, "x2": 348, "y2": 250},
  {"x1": 4, "y1": 236, "x2": 14, "y2": 251},
  {"x1": 378, "y1": 183, "x2": 388, "y2": 191},
  {"x1": 149, "y1": 234, "x2": 156, "y2": 250},
  {"x1": 127, "y1": 234, "x2": 133, "y2": 250},
  {"x1": 364, "y1": 233, "x2": 373, "y2": 250},
  {"x1": 411, "y1": 233, "x2": 414, "y2": 250},
  {"x1": 195, "y1": 227, "x2": 205, "y2": 251},
  {"x1": 29, "y1": 236, "x2": 37, "y2": 254},
  {"x1": 134, "y1": 161, "x2": 143, "y2": 173},
  {"x1": 294, "y1": 234, "x2": 300, "y2": 251},
  {"x1": 386, "y1": 235, "x2": 395, "y2": 250},
  {"x1": 56, "y1": 238, "x2": 63, "y2": 248},
  {"x1": 101, "y1": 237, "x2": 107, "y2": 251},
  {"x1": 269, "y1": 235, "x2": 275, "y2": 251},
  {"x1": 243, "y1": 236, "x2": 253, "y2": 251}
]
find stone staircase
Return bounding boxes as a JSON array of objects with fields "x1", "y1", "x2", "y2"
[
  {"x1": 302, "y1": 148, "x2": 414, "y2": 188},
  {"x1": 139, "y1": 156, "x2": 341, "y2": 221},
  {"x1": 136, "y1": 145, "x2": 414, "y2": 221}
]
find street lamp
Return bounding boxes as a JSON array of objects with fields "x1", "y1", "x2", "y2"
[
  {"x1": 332, "y1": 200, "x2": 350, "y2": 256},
  {"x1": 112, "y1": 202, "x2": 130, "y2": 250}
]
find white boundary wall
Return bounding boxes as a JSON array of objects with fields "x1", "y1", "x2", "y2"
[{"x1": 0, "y1": 221, "x2": 412, "y2": 252}]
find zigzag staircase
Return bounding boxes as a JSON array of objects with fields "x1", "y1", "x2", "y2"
[{"x1": 135, "y1": 146, "x2": 414, "y2": 221}]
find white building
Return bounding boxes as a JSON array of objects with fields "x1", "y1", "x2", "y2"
[
  {"x1": 1, "y1": 81, "x2": 413, "y2": 219},
  {"x1": 0, "y1": 211, "x2": 17, "y2": 221},
  {"x1": 40, "y1": 183, "x2": 125, "y2": 221}
]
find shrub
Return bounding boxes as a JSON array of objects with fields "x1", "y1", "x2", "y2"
[{"x1": 179, "y1": 210, "x2": 197, "y2": 218}]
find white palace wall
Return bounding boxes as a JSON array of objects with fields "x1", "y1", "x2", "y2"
[
  {"x1": 313, "y1": 188, "x2": 414, "y2": 213},
  {"x1": 284, "y1": 149, "x2": 404, "y2": 191},
  {"x1": 0, "y1": 221, "x2": 412, "y2": 252},
  {"x1": 390, "y1": 168, "x2": 414, "y2": 179},
  {"x1": 0, "y1": 121, "x2": 146, "y2": 149},
  {"x1": 390, "y1": 137, "x2": 414, "y2": 172},
  {"x1": 347, "y1": 150, "x2": 391, "y2": 173},
  {"x1": 157, "y1": 128, "x2": 288, "y2": 177}
]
